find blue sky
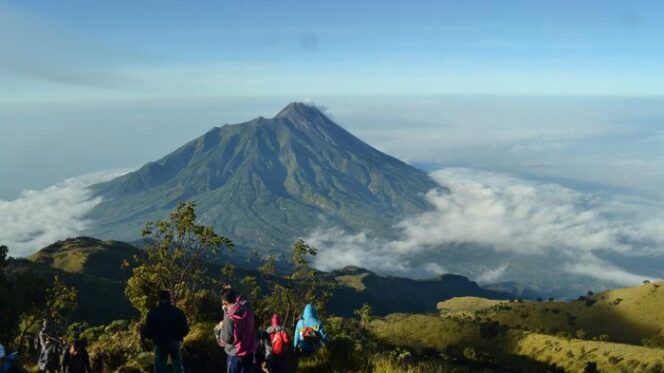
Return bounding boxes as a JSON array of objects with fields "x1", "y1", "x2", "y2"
[{"x1": 2, "y1": 0, "x2": 664, "y2": 102}]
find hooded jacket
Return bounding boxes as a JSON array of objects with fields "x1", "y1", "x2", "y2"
[
  {"x1": 141, "y1": 301, "x2": 189, "y2": 346},
  {"x1": 293, "y1": 304, "x2": 330, "y2": 352},
  {"x1": 265, "y1": 314, "x2": 289, "y2": 358},
  {"x1": 218, "y1": 298, "x2": 258, "y2": 357}
]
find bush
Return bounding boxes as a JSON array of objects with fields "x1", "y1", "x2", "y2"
[
  {"x1": 576, "y1": 329, "x2": 587, "y2": 340},
  {"x1": 642, "y1": 335, "x2": 664, "y2": 348},
  {"x1": 463, "y1": 347, "x2": 477, "y2": 361}
]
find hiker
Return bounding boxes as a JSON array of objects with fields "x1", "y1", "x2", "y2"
[
  {"x1": 61, "y1": 338, "x2": 91, "y2": 373},
  {"x1": 265, "y1": 314, "x2": 290, "y2": 373},
  {"x1": 214, "y1": 287, "x2": 258, "y2": 373},
  {"x1": 0, "y1": 344, "x2": 25, "y2": 373},
  {"x1": 293, "y1": 304, "x2": 329, "y2": 356},
  {"x1": 141, "y1": 290, "x2": 189, "y2": 373},
  {"x1": 35, "y1": 321, "x2": 62, "y2": 373}
]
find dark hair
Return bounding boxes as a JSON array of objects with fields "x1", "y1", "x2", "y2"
[
  {"x1": 158, "y1": 290, "x2": 171, "y2": 301},
  {"x1": 221, "y1": 288, "x2": 237, "y2": 304}
]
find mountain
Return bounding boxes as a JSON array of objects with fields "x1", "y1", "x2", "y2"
[
  {"x1": 327, "y1": 266, "x2": 510, "y2": 316},
  {"x1": 87, "y1": 102, "x2": 439, "y2": 253}
]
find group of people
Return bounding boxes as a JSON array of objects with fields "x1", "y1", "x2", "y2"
[
  {"x1": 1, "y1": 287, "x2": 325, "y2": 373},
  {"x1": 34, "y1": 322, "x2": 92, "y2": 373},
  {"x1": 141, "y1": 288, "x2": 330, "y2": 373},
  {"x1": 0, "y1": 322, "x2": 92, "y2": 373}
]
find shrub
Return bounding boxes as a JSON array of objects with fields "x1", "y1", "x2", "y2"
[
  {"x1": 642, "y1": 335, "x2": 664, "y2": 348},
  {"x1": 576, "y1": 329, "x2": 587, "y2": 340},
  {"x1": 463, "y1": 347, "x2": 477, "y2": 361}
]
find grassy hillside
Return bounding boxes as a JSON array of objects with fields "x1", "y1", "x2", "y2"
[
  {"x1": 439, "y1": 281, "x2": 664, "y2": 345},
  {"x1": 6, "y1": 237, "x2": 142, "y2": 324},
  {"x1": 370, "y1": 313, "x2": 664, "y2": 372},
  {"x1": 29, "y1": 237, "x2": 141, "y2": 280}
]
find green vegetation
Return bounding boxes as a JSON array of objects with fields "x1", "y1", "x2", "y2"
[{"x1": 439, "y1": 282, "x2": 664, "y2": 345}]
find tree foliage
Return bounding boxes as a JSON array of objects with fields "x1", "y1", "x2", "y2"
[
  {"x1": 11, "y1": 272, "x2": 77, "y2": 352},
  {"x1": 250, "y1": 239, "x2": 331, "y2": 327},
  {"x1": 125, "y1": 201, "x2": 233, "y2": 317}
]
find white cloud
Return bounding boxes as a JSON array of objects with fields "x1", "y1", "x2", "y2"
[
  {"x1": 477, "y1": 265, "x2": 508, "y2": 284},
  {"x1": 563, "y1": 255, "x2": 654, "y2": 285},
  {"x1": 310, "y1": 168, "x2": 664, "y2": 287},
  {"x1": 0, "y1": 170, "x2": 128, "y2": 257}
]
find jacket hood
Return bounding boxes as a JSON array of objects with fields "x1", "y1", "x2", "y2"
[
  {"x1": 303, "y1": 304, "x2": 318, "y2": 320},
  {"x1": 227, "y1": 301, "x2": 248, "y2": 320},
  {"x1": 271, "y1": 314, "x2": 282, "y2": 327}
]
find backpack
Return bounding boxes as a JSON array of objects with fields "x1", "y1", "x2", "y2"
[
  {"x1": 300, "y1": 322, "x2": 321, "y2": 345},
  {"x1": 269, "y1": 330, "x2": 287, "y2": 355}
]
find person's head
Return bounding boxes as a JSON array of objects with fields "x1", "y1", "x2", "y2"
[
  {"x1": 72, "y1": 338, "x2": 83, "y2": 351},
  {"x1": 220, "y1": 288, "x2": 237, "y2": 308},
  {"x1": 303, "y1": 304, "x2": 317, "y2": 320},
  {"x1": 271, "y1": 314, "x2": 282, "y2": 327},
  {"x1": 42, "y1": 319, "x2": 49, "y2": 329},
  {"x1": 157, "y1": 290, "x2": 171, "y2": 304}
]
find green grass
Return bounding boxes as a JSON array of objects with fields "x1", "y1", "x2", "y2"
[{"x1": 442, "y1": 281, "x2": 664, "y2": 345}]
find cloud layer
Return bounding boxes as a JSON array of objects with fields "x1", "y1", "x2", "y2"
[
  {"x1": 310, "y1": 168, "x2": 664, "y2": 287},
  {"x1": 0, "y1": 170, "x2": 127, "y2": 257}
]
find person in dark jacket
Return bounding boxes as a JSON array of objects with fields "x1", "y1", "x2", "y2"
[
  {"x1": 213, "y1": 288, "x2": 257, "y2": 373},
  {"x1": 62, "y1": 338, "x2": 91, "y2": 373},
  {"x1": 141, "y1": 290, "x2": 189, "y2": 373}
]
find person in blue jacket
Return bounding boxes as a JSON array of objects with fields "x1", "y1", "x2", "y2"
[{"x1": 293, "y1": 304, "x2": 330, "y2": 355}]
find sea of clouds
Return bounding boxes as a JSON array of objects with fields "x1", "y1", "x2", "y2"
[
  {"x1": 308, "y1": 168, "x2": 664, "y2": 287},
  {"x1": 0, "y1": 170, "x2": 128, "y2": 256},
  {"x1": 1, "y1": 167, "x2": 662, "y2": 289}
]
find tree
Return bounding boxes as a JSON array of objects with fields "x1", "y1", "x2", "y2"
[
  {"x1": 0, "y1": 245, "x2": 14, "y2": 345},
  {"x1": 14, "y1": 274, "x2": 77, "y2": 352},
  {"x1": 255, "y1": 239, "x2": 331, "y2": 327},
  {"x1": 125, "y1": 201, "x2": 233, "y2": 317},
  {"x1": 354, "y1": 303, "x2": 373, "y2": 325}
]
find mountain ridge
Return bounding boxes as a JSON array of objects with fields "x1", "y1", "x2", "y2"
[{"x1": 87, "y1": 102, "x2": 439, "y2": 253}]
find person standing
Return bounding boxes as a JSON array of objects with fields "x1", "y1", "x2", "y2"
[
  {"x1": 215, "y1": 288, "x2": 257, "y2": 373},
  {"x1": 265, "y1": 314, "x2": 289, "y2": 373},
  {"x1": 141, "y1": 290, "x2": 189, "y2": 373},
  {"x1": 61, "y1": 338, "x2": 91, "y2": 373},
  {"x1": 35, "y1": 321, "x2": 61, "y2": 373},
  {"x1": 293, "y1": 304, "x2": 329, "y2": 356}
]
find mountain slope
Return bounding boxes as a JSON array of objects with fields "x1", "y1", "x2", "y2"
[
  {"x1": 327, "y1": 266, "x2": 510, "y2": 316},
  {"x1": 437, "y1": 281, "x2": 664, "y2": 345},
  {"x1": 29, "y1": 236, "x2": 141, "y2": 280},
  {"x1": 6, "y1": 237, "x2": 141, "y2": 324},
  {"x1": 87, "y1": 103, "x2": 438, "y2": 252}
]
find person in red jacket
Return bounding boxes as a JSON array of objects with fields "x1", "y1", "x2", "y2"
[{"x1": 265, "y1": 314, "x2": 289, "y2": 373}]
